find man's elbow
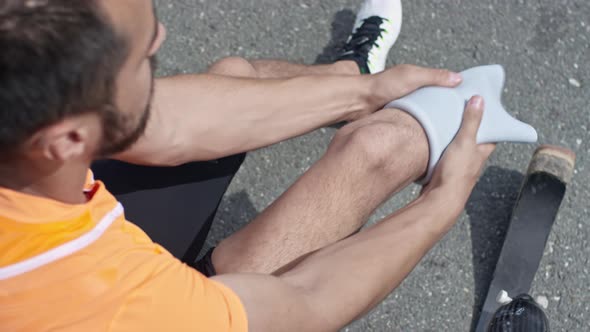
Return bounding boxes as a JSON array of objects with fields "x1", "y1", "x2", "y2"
[
  {"x1": 111, "y1": 141, "x2": 188, "y2": 167},
  {"x1": 114, "y1": 135, "x2": 249, "y2": 166},
  {"x1": 134, "y1": 146, "x2": 239, "y2": 167}
]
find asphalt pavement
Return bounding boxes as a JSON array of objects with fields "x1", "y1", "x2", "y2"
[{"x1": 154, "y1": 0, "x2": 589, "y2": 330}]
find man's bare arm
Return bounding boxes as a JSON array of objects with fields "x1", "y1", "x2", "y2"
[
  {"x1": 115, "y1": 64, "x2": 461, "y2": 165},
  {"x1": 211, "y1": 97, "x2": 495, "y2": 332},
  {"x1": 213, "y1": 188, "x2": 461, "y2": 331},
  {"x1": 116, "y1": 73, "x2": 373, "y2": 165}
]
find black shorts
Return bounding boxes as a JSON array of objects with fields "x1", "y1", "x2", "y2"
[{"x1": 91, "y1": 154, "x2": 246, "y2": 276}]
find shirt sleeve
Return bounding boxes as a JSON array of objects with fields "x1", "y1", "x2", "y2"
[{"x1": 110, "y1": 256, "x2": 248, "y2": 332}]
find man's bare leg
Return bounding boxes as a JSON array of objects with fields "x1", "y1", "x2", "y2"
[
  {"x1": 213, "y1": 109, "x2": 429, "y2": 274},
  {"x1": 208, "y1": 56, "x2": 360, "y2": 78},
  {"x1": 208, "y1": 0, "x2": 402, "y2": 79},
  {"x1": 251, "y1": 59, "x2": 360, "y2": 78}
]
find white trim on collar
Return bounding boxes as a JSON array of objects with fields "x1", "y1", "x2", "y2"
[{"x1": 0, "y1": 203, "x2": 124, "y2": 281}]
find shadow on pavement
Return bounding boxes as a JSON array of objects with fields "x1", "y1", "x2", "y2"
[
  {"x1": 315, "y1": 9, "x2": 355, "y2": 65},
  {"x1": 314, "y1": 9, "x2": 355, "y2": 130},
  {"x1": 206, "y1": 190, "x2": 259, "y2": 249},
  {"x1": 465, "y1": 166, "x2": 524, "y2": 331}
]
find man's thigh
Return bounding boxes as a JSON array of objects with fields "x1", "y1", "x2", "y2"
[{"x1": 91, "y1": 154, "x2": 246, "y2": 264}]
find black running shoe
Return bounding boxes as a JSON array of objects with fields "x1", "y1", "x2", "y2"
[{"x1": 338, "y1": 0, "x2": 402, "y2": 74}]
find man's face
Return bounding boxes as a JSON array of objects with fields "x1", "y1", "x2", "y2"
[{"x1": 96, "y1": 0, "x2": 166, "y2": 157}]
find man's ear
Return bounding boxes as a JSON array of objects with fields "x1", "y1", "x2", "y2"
[{"x1": 31, "y1": 116, "x2": 97, "y2": 162}]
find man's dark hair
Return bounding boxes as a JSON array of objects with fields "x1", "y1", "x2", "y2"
[{"x1": 0, "y1": 0, "x2": 129, "y2": 155}]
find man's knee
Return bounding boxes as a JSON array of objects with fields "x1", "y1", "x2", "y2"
[
  {"x1": 331, "y1": 116, "x2": 427, "y2": 171},
  {"x1": 333, "y1": 122, "x2": 402, "y2": 168},
  {"x1": 208, "y1": 56, "x2": 258, "y2": 78}
]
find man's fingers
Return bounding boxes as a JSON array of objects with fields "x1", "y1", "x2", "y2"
[
  {"x1": 393, "y1": 64, "x2": 462, "y2": 93},
  {"x1": 457, "y1": 96, "x2": 485, "y2": 141}
]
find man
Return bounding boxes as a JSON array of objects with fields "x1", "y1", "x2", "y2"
[{"x1": 0, "y1": 0, "x2": 494, "y2": 331}]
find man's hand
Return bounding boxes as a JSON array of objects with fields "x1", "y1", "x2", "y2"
[
  {"x1": 347, "y1": 64, "x2": 464, "y2": 122},
  {"x1": 422, "y1": 95, "x2": 496, "y2": 203}
]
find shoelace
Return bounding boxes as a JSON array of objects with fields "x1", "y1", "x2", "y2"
[{"x1": 340, "y1": 16, "x2": 387, "y2": 73}]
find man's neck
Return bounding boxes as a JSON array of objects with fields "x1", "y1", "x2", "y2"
[{"x1": 0, "y1": 159, "x2": 90, "y2": 205}]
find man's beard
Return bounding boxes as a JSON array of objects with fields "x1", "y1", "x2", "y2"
[{"x1": 97, "y1": 56, "x2": 157, "y2": 158}]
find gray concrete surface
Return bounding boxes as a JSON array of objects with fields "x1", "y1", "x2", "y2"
[{"x1": 154, "y1": 0, "x2": 589, "y2": 330}]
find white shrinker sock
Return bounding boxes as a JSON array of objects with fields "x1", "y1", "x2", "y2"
[{"x1": 386, "y1": 65, "x2": 538, "y2": 184}]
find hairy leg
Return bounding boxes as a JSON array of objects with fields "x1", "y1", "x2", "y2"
[
  {"x1": 213, "y1": 109, "x2": 429, "y2": 274},
  {"x1": 250, "y1": 59, "x2": 360, "y2": 78},
  {"x1": 208, "y1": 56, "x2": 360, "y2": 78}
]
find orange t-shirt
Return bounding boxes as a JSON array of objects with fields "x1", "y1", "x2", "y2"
[{"x1": 0, "y1": 173, "x2": 248, "y2": 332}]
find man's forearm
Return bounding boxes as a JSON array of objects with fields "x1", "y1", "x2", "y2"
[
  {"x1": 214, "y1": 189, "x2": 463, "y2": 331},
  {"x1": 116, "y1": 73, "x2": 379, "y2": 165},
  {"x1": 280, "y1": 188, "x2": 462, "y2": 328}
]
